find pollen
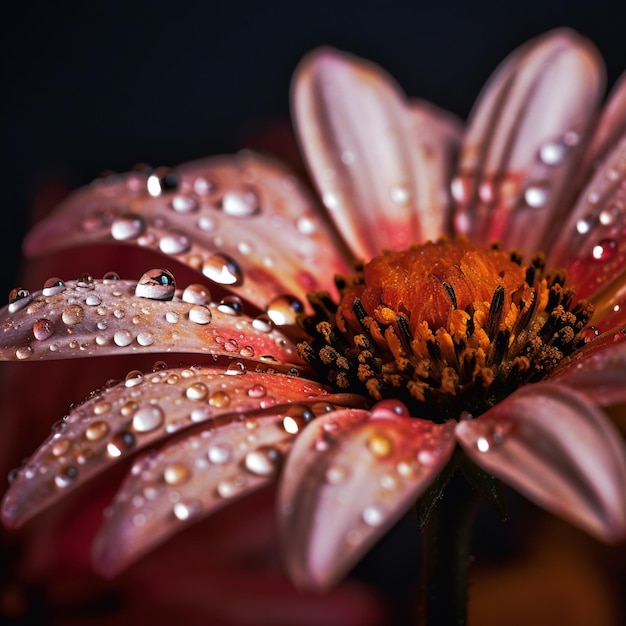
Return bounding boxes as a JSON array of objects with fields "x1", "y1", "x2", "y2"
[{"x1": 297, "y1": 239, "x2": 594, "y2": 422}]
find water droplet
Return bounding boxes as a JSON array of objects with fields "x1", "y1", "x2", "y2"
[
  {"x1": 103, "y1": 271, "x2": 120, "y2": 281},
  {"x1": 226, "y1": 361, "x2": 246, "y2": 375},
  {"x1": 194, "y1": 177, "x2": 217, "y2": 196},
  {"x1": 390, "y1": 185, "x2": 411, "y2": 205},
  {"x1": 55, "y1": 465, "x2": 78, "y2": 488},
  {"x1": 216, "y1": 477, "x2": 246, "y2": 498},
  {"x1": 202, "y1": 254, "x2": 243, "y2": 286},
  {"x1": 8, "y1": 288, "x2": 32, "y2": 312},
  {"x1": 362, "y1": 505, "x2": 384, "y2": 526},
  {"x1": 33, "y1": 318, "x2": 55, "y2": 341},
  {"x1": 124, "y1": 370, "x2": 144, "y2": 387},
  {"x1": 539, "y1": 141, "x2": 567, "y2": 165},
  {"x1": 62, "y1": 305, "x2": 85, "y2": 326},
  {"x1": 222, "y1": 189, "x2": 260, "y2": 217},
  {"x1": 208, "y1": 443, "x2": 232, "y2": 464},
  {"x1": 113, "y1": 330, "x2": 133, "y2": 347},
  {"x1": 266, "y1": 295, "x2": 304, "y2": 325},
  {"x1": 576, "y1": 216, "x2": 593, "y2": 234},
  {"x1": 137, "y1": 332, "x2": 155, "y2": 346},
  {"x1": 111, "y1": 214, "x2": 145, "y2": 240},
  {"x1": 165, "y1": 311, "x2": 179, "y2": 323},
  {"x1": 476, "y1": 436, "x2": 490, "y2": 452},
  {"x1": 244, "y1": 447, "x2": 279, "y2": 476},
  {"x1": 367, "y1": 433, "x2": 393, "y2": 458},
  {"x1": 372, "y1": 399, "x2": 410, "y2": 418},
  {"x1": 186, "y1": 382, "x2": 208, "y2": 401},
  {"x1": 325, "y1": 464, "x2": 348, "y2": 484},
  {"x1": 171, "y1": 195, "x2": 199, "y2": 214},
  {"x1": 208, "y1": 391, "x2": 230, "y2": 408},
  {"x1": 592, "y1": 238, "x2": 618, "y2": 261},
  {"x1": 182, "y1": 284, "x2": 211, "y2": 304},
  {"x1": 159, "y1": 232, "x2": 191, "y2": 254},
  {"x1": 132, "y1": 406, "x2": 165, "y2": 432},
  {"x1": 217, "y1": 295, "x2": 243, "y2": 316},
  {"x1": 106, "y1": 431, "x2": 136, "y2": 457},
  {"x1": 524, "y1": 183, "x2": 549, "y2": 208},
  {"x1": 42, "y1": 277, "x2": 66, "y2": 296},
  {"x1": 51, "y1": 438, "x2": 71, "y2": 457},
  {"x1": 135, "y1": 269, "x2": 176, "y2": 300},
  {"x1": 296, "y1": 216, "x2": 316, "y2": 235},
  {"x1": 147, "y1": 168, "x2": 179, "y2": 196},
  {"x1": 188, "y1": 305, "x2": 212, "y2": 324},
  {"x1": 93, "y1": 402, "x2": 112, "y2": 416},
  {"x1": 252, "y1": 314, "x2": 273, "y2": 333},
  {"x1": 163, "y1": 462, "x2": 190, "y2": 485},
  {"x1": 281, "y1": 405, "x2": 314, "y2": 434},
  {"x1": 323, "y1": 191, "x2": 340, "y2": 211},
  {"x1": 599, "y1": 206, "x2": 620, "y2": 225},
  {"x1": 85, "y1": 421, "x2": 110, "y2": 441},
  {"x1": 173, "y1": 500, "x2": 201, "y2": 521},
  {"x1": 247, "y1": 384, "x2": 266, "y2": 398}
]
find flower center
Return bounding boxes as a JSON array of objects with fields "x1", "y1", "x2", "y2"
[{"x1": 298, "y1": 239, "x2": 594, "y2": 422}]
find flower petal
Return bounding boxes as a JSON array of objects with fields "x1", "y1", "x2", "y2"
[
  {"x1": 1, "y1": 365, "x2": 355, "y2": 528},
  {"x1": 22, "y1": 152, "x2": 351, "y2": 310},
  {"x1": 552, "y1": 340, "x2": 626, "y2": 406},
  {"x1": 456, "y1": 383, "x2": 626, "y2": 542},
  {"x1": 452, "y1": 29, "x2": 603, "y2": 257},
  {"x1": 92, "y1": 400, "x2": 347, "y2": 577},
  {"x1": 0, "y1": 275, "x2": 301, "y2": 364},
  {"x1": 546, "y1": 130, "x2": 626, "y2": 320},
  {"x1": 293, "y1": 47, "x2": 461, "y2": 260},
  {"x1": 278, "y1": 402, "x2": 456, "y2": 589}
]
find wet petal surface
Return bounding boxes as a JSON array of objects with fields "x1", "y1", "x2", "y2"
[
  {"x1": 0, "y1": 276, "x2": 301, "y2": 364},
  {"x1": 294, "y1": 47, "x2": 461, "y2": 260},
  {"x1": 278, "y1": 401, "x2": 456, "y2": 589},
  {"x1": 23, "y1": 152, "x2": 351, "y2": 310},
  {"x1": 453, "y1": 29, "x2": 603, "y2": 257},
  {"x1": 1, "y1": 366, "x2": 355, "y2": 528},
  {"x1": 456, "y1": 383, "x2": 626, "y2": 542}
]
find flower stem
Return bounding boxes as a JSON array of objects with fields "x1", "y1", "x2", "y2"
[{"x1": 417, "y1": 471, "x2": 478, "y2": 626}]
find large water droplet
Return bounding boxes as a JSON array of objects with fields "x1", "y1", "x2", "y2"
[
  {"x1": 222, "y1": 189, "x2": 260, "y2": 217},
  {"x1": 524, "y1": 183, "x2": 549, "y2": 208},
  {"x1": 135, "y1": 269, "x2": 176, "y2": 300},
  {"x1": 266, "y1": 295, "x2": 304, "y2": 326},
  {"x1": 147, "y1": 168, "x2": 179, "y2": 196},
  {"x1": 592, "y1": 238, "x2": 618, "y2": 261},
  {"x1": 62, "y1": 305, "x2": 85, "y2": 326},
  {"x1": 539, "y1": 141, "x2": 567, "y2": 166},
  {"x1": 163, "y1": 462, "x2": 190, "y2": 485},
  {"x1": 33, "y1": 318, "x2": 55, "y2": 341},
  {"x1": 186, "y1": 382, "x2": 208, "y2": 401},
  {"x1": 55, "y1": 465, "x2": 79, "y2": 488},
  {"x1": 106, "y1": 431, "x2": 136, "y2": 457},
  {"x1": 85, "y1": 421, "x2": 110, "y2": 441},
  {"x1": 217, "y1": 295, "x2": 243, "y2": 316},
  {"x1": 159, "y1": 232, "x2": 191, "y2": 255},
  {"x1": 42, "y1": 277, "x2": 66, "y2": 296},
  {"x1": 111, "y1": 214, "x2": 146, "y2": 240},
  {"x1": 171, "y1": 195, "x2": 199, "y2": 214},
  {"x1": 182, "y1": 284, "x2": 211, "y2": 304},
  {"x1": 207, "y1": 443, "x2": 232, "y2": 464},
  {"x1": 188, "y1": 305, "x2": 212, "y2": 325},
  {"x1": 202, "y1": 254, "x2": 243, "y2": 286},
  {"x1": 132, "y1": 406, "x2": 165, "y2": 432},
  {"x1": 244, "y1": 447, "x2": 279, "y2": 476}
]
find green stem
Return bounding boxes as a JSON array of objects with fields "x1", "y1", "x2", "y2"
[{"x1": 417, "y1": 472, "x2": 478, "y2": 626}]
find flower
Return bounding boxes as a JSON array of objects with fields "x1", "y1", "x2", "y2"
[{"x1": 1, "y1": 26, "x2": 626, "y2": 598}]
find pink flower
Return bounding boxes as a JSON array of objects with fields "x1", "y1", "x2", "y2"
[{"x1": 2, "y1": 26, "x2": 626, "y2": 599}]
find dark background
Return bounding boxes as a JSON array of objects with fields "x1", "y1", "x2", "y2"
[{"x1": 2, "y1": 0, "x2": 626, "y2": 297}]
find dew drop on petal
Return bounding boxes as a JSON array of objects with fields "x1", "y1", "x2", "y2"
[
  {"x1": 523, "y1": 183, "x2": 549, "y2": 208},
  {"x1": 15, "y1": 345, "x2": 33, "y2": 360},
  {"x1": 173, "y1": 500, "x2": 201, "y2": 521},
  {"x1": 85, "y1": 421, "x2": 110, "y2": 441},
  {"x1": 244, "y1": 447, "x2": 279, "y2": 476},
  {"x1": 576, "y1": 217, "x2": 594, "y2": 234},
  {"x1": 113, "y1": 330, "x2": 133, "y2": 347},
  {"x1": 325, "y1": 464, "x2": 348, "y2": 484},
  {"x1": 362, "y1": 505, "x2": 384, "y2": 527},
  {"x1": 159, "y1": 232, "x2": 191, "y2": 255},
  {"x1": 216, "y1": 477, "x2": 245, "y2": 499},
  {"x1": 247, "y1": 384, "x2": 266, "y2": 398},
  {"x1": 137, "y1": 332, "x2": 155, "y2": 346},
  {"x1": 132, "y1": 406, "x2": 165, "y2": 433},
  {"x1": 55, "y1": 465, "x2": 79, "y2": 488},
  {"x1": 182, "y1": 284, "x2": 211, "y2": 304},
  {"x1": 124, "y1": 370, "x2": 144, "y2": 387},
  {"x1": 592, "y1": 238, "x2": 617, "y2": 261},
  {"x1": 185, "y1": 382, "x2": 208, "y2": 401},
  {"x1": 135, "y1": 269, "x2": 176, "y2": 300},
  {"x1": 208, "y1": 391, "x2": 230, "y2": 408},
  {"x1": 171, "y1": 195, "x2": 199, "y2": 214},
  {"x1": 202, "y1": 253, "x2": 243, "y2": 286},
  {"x1": 62, "y1": 305, "x2": 85, "y2": 326},
  {"x1": 207, "y1": 443, "x2": 232, "y2": 464},
  {"x1": 42, "y1": 277, "x2": 66, "y2": 296},
  {"x1": 163, "y1": 462, "x2": 190, "y2": 485},
  {"x1": 33, "y1": 318, "x2": 55, "y2": 341},
  {"x1": 106, "y1": 432, "x2": 136, "y2": 457},
  {"x1": 266, "y1": 295, "x2": 304, "y2": 325},
  {"x1": 111, "y1": 214, "x2": 145, "y2": 240},
  {"x1": 539, "y1": 141, "x2": 567, "y2": 165},
  {"x1": 217, "y1": 295, "x2": 243, "y2": 316},
  {"x1": 252, "y1": 314, "x2": 273, "y2": 333},
  {"x1": 222, "y1": 190, "x2": 260, "y2": 217},
  {"x1": 187, "y1": 305, "x2": 212, "y2": 325}
]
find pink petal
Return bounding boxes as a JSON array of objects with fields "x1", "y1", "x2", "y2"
[
  {"x1": 0, "y1": 275, "x2": 302, "y2": 364},
  {"x1": 278, "y1": 402, "x2": 456, "y2": 589},
  {"x1": 456, "y1": 383, "x2": 626, "y2": 542},
  {"x1": 1, "y1": 365, "x2": 356, "y2": 528},
  {"x1": 452, "y1": 29, "x2": 603, "y2": 257},
  {"x1": 546, "y1": 130, "x2": 626, "y2": 312},
  {"x1": 293, "y1": 47, "x2": 461, "y2": 260},
  {"x1": 552, "y1": 339, "x2": 626, "y2": 406},
  {"x1": 586, "y1": 71, "x2": 626, "y2": 168},
  {"x1": 23, "y1": 152, "x2": 351, "y2": 310},
  {"x1": 93, "y1": 401, "x2": 346, "y2": 577}
]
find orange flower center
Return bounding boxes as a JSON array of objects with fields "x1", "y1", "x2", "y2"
[{"x1": 298, "y1": 239, "x2": 594, "y2": 422}]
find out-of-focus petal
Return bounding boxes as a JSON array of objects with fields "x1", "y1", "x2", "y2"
[
  {"x1": 456, "y1": 383, "x2": 626, "y2": 542},
  {"x1": 2, "y1": 365, "x2": 359, "y2": 528},
  {"x1": 452, "y1": 29, "x2": 603, "y2": 257},
  {"x1": 585, "y1": 71, "x2": 626, "y2": 168},
  {"x1": 93, "y1": 400, "x2": 353, "y2": 577},
  {"x1": 547, "y1": 131, "x2": 626, "y2": 319},
  {"x1": 0, "y1": 275, "x2": 302, "y2": 364},
  {"x1": 551, "y1": 340, "x2": 626, "y2": 406},
  {"x1": 278, "y1": 401, "x2": 456, "y2": 589},
  {"x1": 293, "y1": 47, "x2": 461, "y2": 260},
  {"x1": 23, "y1": 152, "x2": 351, "y2": 310}
]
